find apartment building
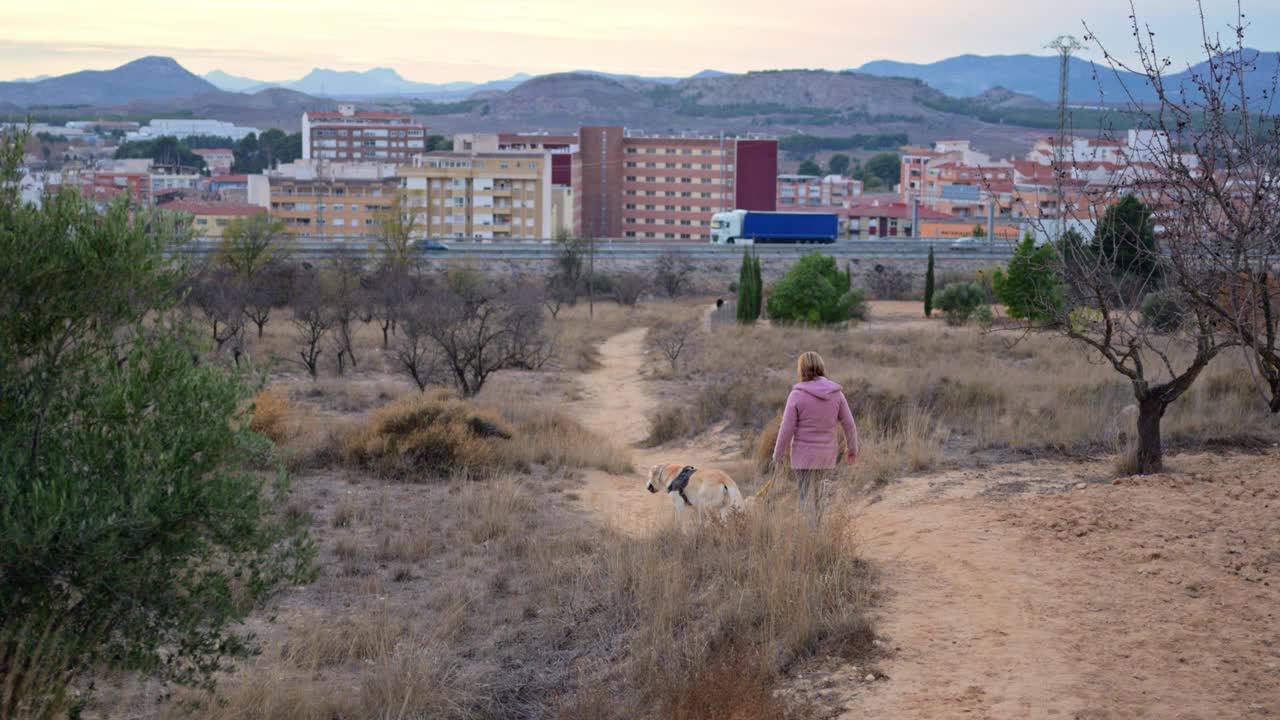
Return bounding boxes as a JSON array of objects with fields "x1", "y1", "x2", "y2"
[
  {"x1": 777, "y1": 173, "x2": 863, "y2": 210},
  {"x1": 574, "y1": 127, "x2": 777, "y2": 241},
  {"x1": 398, "y1": 151, "x2": 552, "y2": 241},
  {"x1": 302, "y1": 105, "x2": 426, "y2": 163},
  {"x1": 455, "y1": 133, "x2": 576, "y2": 186},
  {"x1": 249, "y1": 159, "x2": 400, "y2": 240}
]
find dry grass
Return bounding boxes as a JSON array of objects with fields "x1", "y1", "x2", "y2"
[
  {"x1": 650, "y1": 321, "x2": 1278, "y2": 475},
  {"x1": 343, "y1": 390, "x2": 515, "y2": 479},
  {"x1": 554, "y1": 503, "x2": 876, "y2": 718},
  {"x1": 552, "y1": 300, "x2": 706, "y2": 372},
  {"x1": 479, "y1": 383, "x2": 634, "y2": 475},
  {"x1": 161, "y1": 472, "x2": 873, "y2": 720},
  {"x1": 248, "y1": 386, "x2": 295, "y2": 444}
]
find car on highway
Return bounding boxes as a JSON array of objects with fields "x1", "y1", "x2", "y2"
[
  {"x1": 417, "y1": 241, "x2": 450, "y2": 252},
  {"x1": 948, "y1": 236, "x2": 985, "y2": 251}
]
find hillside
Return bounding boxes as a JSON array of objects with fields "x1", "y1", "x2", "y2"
[
  {"x1": 0, "y1": 57, "x2": 217, "y2": 107},
  {"x1": 411, "y1": 69, "x2": 1040, "y2": 156}
]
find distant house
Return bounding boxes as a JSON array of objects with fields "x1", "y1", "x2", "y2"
[
  {"x1": 193, "y1": 148, "x2": 235, "y2": 175},
  {"x1": 157, "y1": 200, "x2": 267, "y2": 240}
]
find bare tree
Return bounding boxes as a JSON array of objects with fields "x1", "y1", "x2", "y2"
[
  {"x1": 418, "y1": 269, "x2": 550, "y2": 396},
  {"x1": 374, "y1": 193, "x2": 420, "y2": 275},
  {"x1": 290, "y1": 268, "x2": 332, "y2": 379},
  {"x1": 542, "y1": 274, "x2": 575, "y2": 319},
  {"x1": 653, "y1": 250, "x2": 694, "y2": 298},
  {"x1": 217, "y1": 214, "x2": 289, "y2": 280},
  {"x1": 394, "y1": 298, "x2": 442, "y2": 391},
  {"x1": 1000, "y1": 3, "x2": 1280, "y2": 473},
  {"x1": 648, "y1": 319, "x2": 702, "y2": 372},
  {"x1": 327, "y1": 251, "x2": 364, "y2": 374},
  {"x1": 365, "y1": 265, "x2": 412, "y2": 348},
  {"x1": 188, "y1": 266, "x2": 246, "y2": 353},
  {"x1": 1084, "y1": 2, "x2": 1280, "y2": 414},
  {"x1": 550, "y1": 228, "x2": 588, "y2": 305},
  {"x1": 612, "y1": 272, "x2": 648, "y2": 307},
  {"x1": 242, "y1": 258, "x2": 292, "y2": 338}
]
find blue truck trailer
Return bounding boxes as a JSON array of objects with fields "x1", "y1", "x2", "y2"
[{"x1": 709, "y1": 209, "x2": 839, "y2": 244}]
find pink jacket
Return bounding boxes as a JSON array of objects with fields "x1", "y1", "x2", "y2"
[{"x1": 772, "y1": 377, "x2": 859, "y2": 470}]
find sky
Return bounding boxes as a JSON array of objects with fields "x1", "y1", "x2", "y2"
[{"x1": 3, "y1": 0, "x2": 1278, "y2": 83}]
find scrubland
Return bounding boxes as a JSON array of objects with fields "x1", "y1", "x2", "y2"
[{"x1": 84, "y1": 295, "x2": 1278, "y2": 720}]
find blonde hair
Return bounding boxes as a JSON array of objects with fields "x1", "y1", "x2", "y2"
[{"x1": 797, "y1": 351, "x2": 826, "y2": 382}]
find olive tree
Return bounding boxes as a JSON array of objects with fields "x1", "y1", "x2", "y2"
[{"x1": 0, "y1": 130, "x2": 312, "y2": 716}]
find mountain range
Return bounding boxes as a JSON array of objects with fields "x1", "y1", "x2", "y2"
[
  {"x1": 852, "y1": 49, "x2": 1280, "y2": 104},
  {"x1": 6, "y1": 50, "x2": 1277, "y2": 109},
  {"x1": 199, "y1": 67, "x2": 729, "y2": 98}
]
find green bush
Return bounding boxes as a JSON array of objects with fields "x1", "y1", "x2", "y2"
[
  {"x1": 924, "y1": 246, "x2": 935, "y2": 317},
  {"x1": 993, "y1": 234, "x2": 1064, "y2": 325},
  {"x1": 935, "y1": 282, "x2": 986, "y2": 326},
  {"x1": 1140, "y1": 289, "x2": 1187, "y2": 332},
  {"x1": 766, "y1": 254, "x2": 867, "y2": 325},
  {"x1": 0, "y1": 130, "x2": 313, "y2": 713},
  {"x1": 974, "y1": 304, "x2": 995, "y2": 329}
]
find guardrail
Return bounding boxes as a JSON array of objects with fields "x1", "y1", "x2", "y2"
[{"x1": 174, "y1": 237, "x2": 1016, "y2": 261}]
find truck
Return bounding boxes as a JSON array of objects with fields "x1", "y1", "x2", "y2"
[{"x1": 709, "y1": 210, "x2": 839, "y2": 245}]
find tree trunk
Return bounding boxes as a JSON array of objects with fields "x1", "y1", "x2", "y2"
[{"x1": 1135, "y1": 397, "x2": 1165, "y2": 474}]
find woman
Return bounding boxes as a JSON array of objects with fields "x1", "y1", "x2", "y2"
[{"x1": 772, "y1": 351, "x2": 858, "y2": 525}]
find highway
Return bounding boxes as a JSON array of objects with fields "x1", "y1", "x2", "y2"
[{"x1": 176, "y1": 238, "x2": 1016, "y2": 261}]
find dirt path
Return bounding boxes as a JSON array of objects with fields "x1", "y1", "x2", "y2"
[
  {"x1": 847, "y1": 493, "x2": 1084, "y2": 718},
  {"x1": 572, "y1": 327, "x2": 677, "y2": 535}
]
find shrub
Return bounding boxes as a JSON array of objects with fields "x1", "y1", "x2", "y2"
[
  {"x1": 249, "y1": 386, "x2": 295, "y2": 443},
  {"x1": 935, "y1": 282, "x2": 986, "y2": 326},
  {"x1": 974, "y1": 303, "x2": 995, "y2": 329},
  {"x1": 993, "y1": 235, "x2": 1063, "y2": 325},
  {"x1": 767, "y1": 254, "x2": 866, "y2": 325},
  {"x1": 344, "y1": 391, "x2": 514, "y2": 479},
  {"x1": 611, "y1": 272, "x2": 648, "y2": 307},
  {"x1": 1140, "y1": 288, "x2": 1187, "y2": 332}
]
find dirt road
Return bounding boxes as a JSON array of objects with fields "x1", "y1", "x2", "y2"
[{"x1": 571, "y1": 328, "x2": 1280, "y2": 718}]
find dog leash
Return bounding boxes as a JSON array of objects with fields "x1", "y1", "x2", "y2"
[{"x1": 755, "y1": 474, "x2": 777, "y2": 499}]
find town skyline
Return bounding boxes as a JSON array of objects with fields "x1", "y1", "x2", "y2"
[{"x1": 5, "y1": 0, "x2": 1277, "y2": 83}]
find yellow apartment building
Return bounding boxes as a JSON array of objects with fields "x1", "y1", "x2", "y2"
[
  {"x1": 397, "y1": 151, "x2": 552, "y2": 241},
  {"x1": 248, "y1": 159, "x2": 400, "y2": 241}
]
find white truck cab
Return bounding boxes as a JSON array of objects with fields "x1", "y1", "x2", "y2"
[{"x1": 710, "y1": 209, "x2": 748, "y2": 244}]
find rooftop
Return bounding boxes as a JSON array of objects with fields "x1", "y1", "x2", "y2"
[{"x1": 158, "y1": 200, "x2": 267, "y2": 216}]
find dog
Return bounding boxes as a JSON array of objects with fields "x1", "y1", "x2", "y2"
[{"x1": 646, "y1": 463, "x2": 746, "y2": 525}]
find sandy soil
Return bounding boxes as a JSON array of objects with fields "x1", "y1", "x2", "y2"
[{"x1": 572, "y1": 327, "x2": 1280, "y2": 718}]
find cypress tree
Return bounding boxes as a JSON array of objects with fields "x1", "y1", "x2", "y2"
[
  {"x1": 924, "y1": 245, "x2": 936, "y2": 317},
  {"x1": 747, "y1": 252, "x2": 757, "y2": 319},
  {"x1": 737, "y1": 251, "x2": 752, "y2": 324}
]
